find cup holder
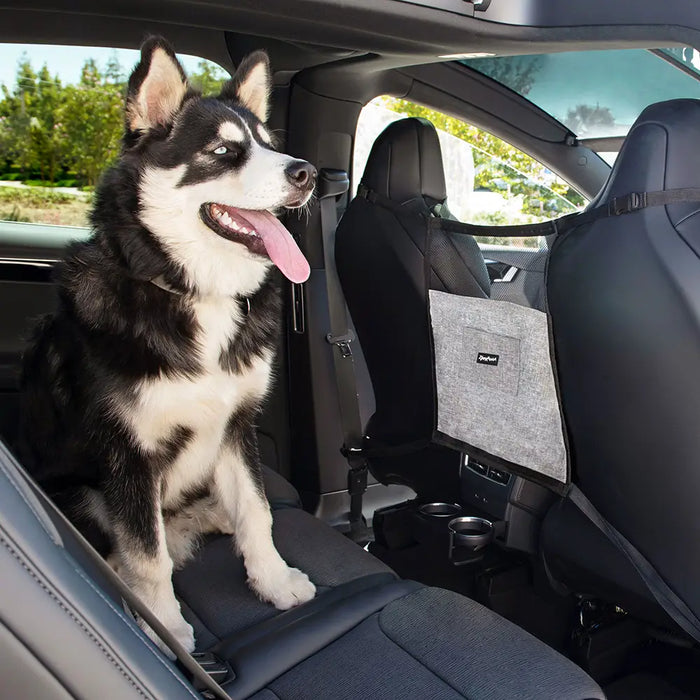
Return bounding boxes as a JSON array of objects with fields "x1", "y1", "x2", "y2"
[
  {"x1": 447, "y1": 516, "x2": 494, "y2": 565},
  {"x1": 418, "y1": 502, "x2": 462, "y2": 518},
  {"x1": 413, "y1": 502, "x2": 463, "y2": 543}
]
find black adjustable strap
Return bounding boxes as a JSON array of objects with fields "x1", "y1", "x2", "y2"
[
  {"x1": 358, "y1": 183, "x2": 700, "y2": 239},
  {"x1": 318, "y1": 168, "x2": 371, "y2": 542},
  {"x1": 569, "y1": 485, "x2": 700, "y2": 643},
  {"x1": 15, "y1": 467, "x2": 233, "y2": 700}
]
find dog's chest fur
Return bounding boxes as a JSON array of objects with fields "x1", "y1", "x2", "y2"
[{"x1": 123, "y1": 294, "x2": 272, "y2": 508}]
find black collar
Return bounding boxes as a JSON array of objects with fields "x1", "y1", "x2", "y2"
[{"x1": 149, "y1": 276, "x2": 250, "y2": 316}]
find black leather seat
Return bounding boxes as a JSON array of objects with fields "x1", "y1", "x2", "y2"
[
  {"x1": 544, "y1": 98, "x2": 700, "y2": 633},
  {"x1": 335, "y1": 118, "x2": 490, "y2": 499}
]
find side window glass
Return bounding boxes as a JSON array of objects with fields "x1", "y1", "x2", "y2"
[
  {"x1": 0, "y1": 44, "x2": 228, "y2": 229},
  {"x1": 354, "y1": 96, "x2": 588, "y2": 248}
]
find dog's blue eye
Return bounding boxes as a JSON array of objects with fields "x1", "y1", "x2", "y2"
[{"x1": 213, "y1": 146, "x2": 228, "y2": 155}]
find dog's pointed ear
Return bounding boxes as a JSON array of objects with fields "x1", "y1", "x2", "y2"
[
  {"x1": 126, "y1": 37, "x2": 188, "y2": 133},
  {"x1": 219, "y1": 51, "x2": 271, "y2": 122}
]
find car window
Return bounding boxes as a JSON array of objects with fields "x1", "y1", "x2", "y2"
[
  {"x1": 461, "y1": 47, "x2": 700, "y2": 162},
  {"x1": 354, "y1": 96, "x2": 586, "y2": 249},
  {"x1": 0, "y1": 43, "x2": 228, "y2": 231}
]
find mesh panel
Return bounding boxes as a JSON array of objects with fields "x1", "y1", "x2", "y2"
[
  {"x1": 476, "y1": 237, "x2": 550, "y2": 309},
  {"x1": 428, "y1": 227, "x2": 491, "y2": 297}
]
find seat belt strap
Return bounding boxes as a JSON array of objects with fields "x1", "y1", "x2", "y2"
[
  {"x1": 569, "y1": 485, "x2": 700, "y2": 643},
  {"x1": 12, "y1": 463, "x2": 233, "y2": 700},
  {"x1": 318, "y1": 168, "x2": 371, "y2": 541}
]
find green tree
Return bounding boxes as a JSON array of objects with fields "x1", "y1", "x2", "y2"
[
  {"x1": 4, "y1": 56, "x2": 38, "y2": 177},
  {"x1": 58, "y1": 78, "x2": 123, "y2": 186},
  {"x1": 15, "y1": 55, "x2": 38, "y2": 98},
  {"x1": 380, "y1": 97, "x2": 585, "y2": 221},
  {"x1": 0, "y1": 58, "x2": 66, "y2": 180},
  {"x1": 105, "y1": 52, "x2": 125, "y2": 86},
  {"x1": 0, "y1": 56, "x2": 127, "y2": 186},
  {"x1": 189, "y1": 60, "x2": 229, "y2": 95},
  {"x1": 80, "y1": 58, "x2": 102, "y2": 87},
  {"x1": 0, "y1": 114, "x2": 13, "y2": 171},
  {"x1": 28, "y1": 65, "x2": 65, "y2": 182}
]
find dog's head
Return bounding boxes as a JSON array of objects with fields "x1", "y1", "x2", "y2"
[{"x1": 122, "y1": 37, "x2": 314, "y2": 295}]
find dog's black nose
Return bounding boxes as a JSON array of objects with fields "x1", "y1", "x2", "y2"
[{"x1": 285, "y1": 160, "x2": 317, "y2": 190}]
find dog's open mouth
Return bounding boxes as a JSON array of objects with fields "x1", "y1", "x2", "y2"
[{"x1": 200, "y1": 203, "x2": 310, "y2": 283}]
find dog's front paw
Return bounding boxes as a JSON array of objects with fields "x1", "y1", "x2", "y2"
[
  {"x1": 138, "y1": 612, "x2": 195, "y2": 658},
  {"x1": 250, "y1": 565, "x2": 316, "y2": 610}
]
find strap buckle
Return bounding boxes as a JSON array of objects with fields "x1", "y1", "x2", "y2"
[
  {"x1": 341, "y1": 446, "x2": 369, "y2": 497},
  {"x1": 341, "y1": 444, "x2": 367, "y2": 470},
  {"x1": 608, "y1": 191, "x2": 647, "y2": 216},
  {"x1": 326, "y1": 331, "x2": 354, "y2": 358},
  {"x1": 357, "y1": 183, "x2": 378, "y2": 203},
  {"x1": 347, "y1": 464, "x2": 368, "y2": 498},
  {"x1": 191, "y1": 652, "x2": 234, "y2": 695}
]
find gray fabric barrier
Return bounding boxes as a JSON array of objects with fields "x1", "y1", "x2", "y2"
[{"x1": 429, "y1": 290, "x2": 568, "y2": 486}]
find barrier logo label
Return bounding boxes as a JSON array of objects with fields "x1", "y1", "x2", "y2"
[{"x1": 476, "y1": 352, "x2": 499, "y2": 366}]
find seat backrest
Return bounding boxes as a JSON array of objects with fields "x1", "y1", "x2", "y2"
[
  {"x1": 547, "y1": 99, "x2": 700, "y2": 625},
  {"x1": 336, "y1": 118, "x2": 490, "y2": 453}
]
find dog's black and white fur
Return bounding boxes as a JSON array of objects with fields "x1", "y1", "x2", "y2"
[{"x1": 17, "y1": 37, "x2": 317, "y2": 653}]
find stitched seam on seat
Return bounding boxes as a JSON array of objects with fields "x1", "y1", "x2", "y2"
[
  {"x1": 649, "y1": 122, "x2": 692, "y2": 249},
  {"x1": 416, "y1": 126, "x2": 424, "y2": 200},
  {"x1": 377, "y1": 607, "x2": 469, "y2": 699},
  {"x1": 674, "y1": 207, "x2": 700, "y2": 227},
  {"x1": 0, "y1": 447, "x2": 59, "y2": 544},
  {"x1": 230, "y1": 583, "x2": 421, "y2": 670},
  {"x1": 72, "y1": 562, "x2": 201, "y2": 699},
  {"x1": 0, "y1": 529, "x2": 153, "y2": 699}
]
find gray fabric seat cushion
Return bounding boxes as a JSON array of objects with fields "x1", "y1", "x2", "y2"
[
  {"x1": 246, "y1": 587, "x2": 605, "y2": 700},
  {"x1": 174, "y1": 507, "x2": 395, "y2": 649},
  {"x1": 0, "y1": 439, "x2": 602, "y2": 700}
]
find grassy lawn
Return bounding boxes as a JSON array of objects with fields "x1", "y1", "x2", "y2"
[{"x1": 0, "y1": 186, "x2": 91, "y2": 227}]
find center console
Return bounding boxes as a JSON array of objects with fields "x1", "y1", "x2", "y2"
[
  {"x1": 459, "y1": 453, "x2": 554, "y2": 553},
  {"x1": 372, "y1": 452, "x2": 554, "y2": 559}
]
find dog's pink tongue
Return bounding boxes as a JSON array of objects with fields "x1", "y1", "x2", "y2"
[{"x1": 241, "y1": 209, "x2": 310, "y2": 283}]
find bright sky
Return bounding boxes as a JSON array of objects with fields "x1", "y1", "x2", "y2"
[{"x1": 0, "y1": 43, "x2": 222, "y2": 91}]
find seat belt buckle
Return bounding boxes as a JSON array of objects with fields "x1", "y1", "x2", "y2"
[
  {"x1": 347, "y1": 466, "x2": 368, "y2": 497},
  {"x1": 343, "y1": 447, "x2": 369, "y2": 497},
  {"x1": 326, "y1": 331, "x2": 354, "y2": 358},
  {"x1": 608, "y1": 192, "x2": 647, "y2": 216},
  {"x1": 341, "y1": 445, "x2": 369, "y2": 494},
  {"x1": 183, "y1": 652, "x2": 234, "y2": 697},
  {"x1": 341, "y1": 444, "x2": 366, "y2": 466}
]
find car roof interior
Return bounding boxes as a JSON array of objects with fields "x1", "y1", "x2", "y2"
[
  {"x1": 3, "y1": 1, "x2": 700, "y2": 698},
  {"x1": 4, "y1": 1, "x2": 696, "y2": 203}
]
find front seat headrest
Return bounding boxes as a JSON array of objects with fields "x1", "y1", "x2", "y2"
[
  {"x1": 361, "y1": 117, "x2": 447, "y2": 206},
  {"x1": 593, "y1": 99, "x2": 700, "y2": 237}
]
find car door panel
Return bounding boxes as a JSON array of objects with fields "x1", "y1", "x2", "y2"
[{"x1": 482, "y1": 245, "x2": 548, "y2": 310}]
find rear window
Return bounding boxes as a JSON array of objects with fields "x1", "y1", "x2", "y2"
[
  {"x1": 0, "y1": 43, "x2": 227, "y2": 230},
  {"x1": 461, "y1": 47, "x2": 700, "y2": 161}
]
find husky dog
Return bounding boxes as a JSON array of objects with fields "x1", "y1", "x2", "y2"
[{"x1": 17, "y1": 37, "x2": 317, "y2": 653}]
